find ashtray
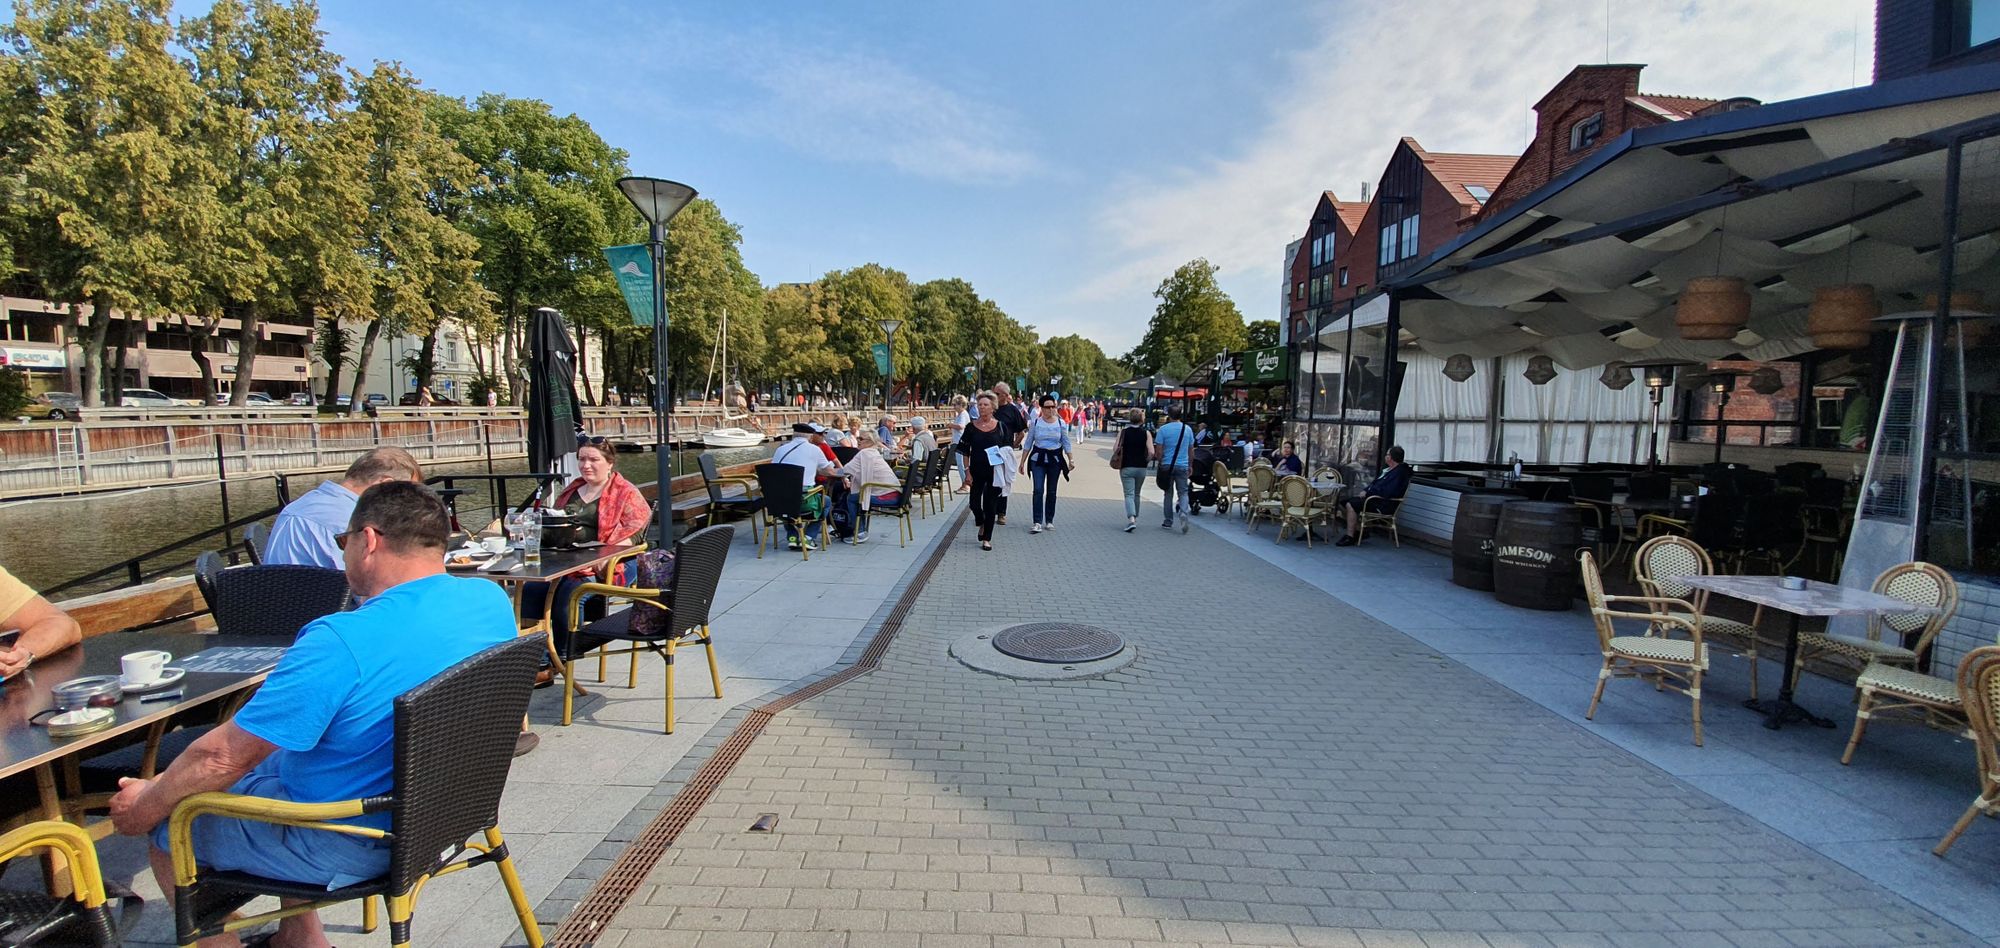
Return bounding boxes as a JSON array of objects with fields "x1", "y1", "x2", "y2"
[
  {"x1": 45, "y1": 707, "x2": 115, "y2": 738},
  {"x1": 1779, "y1": 576, "x2": 1808, "y2": 591},
  {"x1": 51, "y1": 676, "x2": 124, "y2": 711}
]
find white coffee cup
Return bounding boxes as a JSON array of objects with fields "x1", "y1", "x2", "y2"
[
  {"x1": 481, "y1": 536, "x2": 508, "y2": 555},
  {"x1": 121, "y1": 650, "x2": 172, "y2": 685}
]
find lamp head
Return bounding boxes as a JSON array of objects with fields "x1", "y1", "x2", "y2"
[
  {"x1": 617, "y1": 177, "x2": 698, "y2": 226},
  {"x1": 878, "y1": 319, "x2": 903, "y2": 335}
]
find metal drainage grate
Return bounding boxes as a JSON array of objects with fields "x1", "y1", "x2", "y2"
[{"x1": 991, "y1": 622, "x2": 1125, "y2": 664}]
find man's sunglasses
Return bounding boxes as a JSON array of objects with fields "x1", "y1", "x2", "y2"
[{"x1": 332, "y1": 525, "x2": 376, "y2": 550}]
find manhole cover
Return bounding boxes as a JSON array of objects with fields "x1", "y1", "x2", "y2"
[{"x1": 991, "y1": 623, "x2": 1125, "y2": 664}]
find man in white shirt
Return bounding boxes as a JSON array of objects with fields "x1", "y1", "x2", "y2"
[{"x1": 771, "y1": 423, "x2": 835, "y2": 550}]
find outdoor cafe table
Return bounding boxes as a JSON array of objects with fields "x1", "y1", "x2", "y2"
[
  {"x1": 0, "y1": 632, "x2": 274, "y2": 887},
  {"x1": 447, "y1": 541, "x2": 642, "y2": 703},
  {"x1": 1680, "y1": 575, "x2": 1938, "y2": 731}
]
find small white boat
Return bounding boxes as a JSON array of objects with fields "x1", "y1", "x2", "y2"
[{"x1": 702, "y1": 427, "x2": 766, "y2": 448}]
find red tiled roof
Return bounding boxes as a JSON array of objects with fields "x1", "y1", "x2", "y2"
[
  {"x1": 1335, "y1": 202, "x2": 1368, "y2": 233},
  {"x1": 1633, "y1": 92, "x2": 1720, "y2": 117},
  {"x1": 1419, "y1": 150, "x2": 1518, "y2": 207}
]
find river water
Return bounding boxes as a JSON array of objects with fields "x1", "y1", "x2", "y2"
[{"x1": 0, "y1": 444, "x2": 774, "y2": 595}]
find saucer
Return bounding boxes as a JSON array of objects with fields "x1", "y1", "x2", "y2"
[{"x1": 119, "y1": 668, "x2": 185, "y2": 692}]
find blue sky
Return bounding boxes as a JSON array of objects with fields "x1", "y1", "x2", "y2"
[{"x1": 314, "y1": 0, "x2": 1875, "y2": 356}]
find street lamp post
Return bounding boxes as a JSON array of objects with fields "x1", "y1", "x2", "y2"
[
  {"x1": 879, "y1": 319, "x2": 902, "y2": 409},
  {"x1": 616, "y1": 176, "x2": 698, "y2": 547},
  {"x1": 973, "y1": 349, "x2": 986, "y2": 392}
]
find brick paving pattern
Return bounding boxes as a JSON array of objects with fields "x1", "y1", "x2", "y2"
[{"x1": 597, "y1": 455, "x2": 1978, "y2": 947}]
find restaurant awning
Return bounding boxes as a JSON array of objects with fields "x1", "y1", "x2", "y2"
[{"x1": 1387, "y1": 64, "x2": 2000, "y2": 370}]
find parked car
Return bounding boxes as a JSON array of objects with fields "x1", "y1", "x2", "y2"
[
  {"x1": 397, "y1": 391, "x2": 459, "y2": 406},
  {"x1": 120, "y1": 388, "x2": 177, "y2": 408},
  {"x1": 211, "y1": 391, "x2": 279, "y2": 406},
  {"x1": 21, "y1": 391, "x2": 80, "y2": 420},
  {"x1": 364, "y1": 393, "x2": 388, "y2": 407},
  {"x1": 287, "y1": 392, "x2": 314, "y2": 406}
]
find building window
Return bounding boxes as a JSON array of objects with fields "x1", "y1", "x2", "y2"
[
  {"x1": 1569, "y1": 113, "x2": 1604, "y2": 152},
  {"x1": 1399, "y1": 213, "x2": 1420, "y2": 260},
  {"x1": 1311, "y1": 236, "x2": 1323, "y2": 267},
  {"x1": 1378, "y1": 221, "x2": 1398, "y2": 266},
  {"x1": 1464, "y1": 184, "x2": 1492, "y2": 204},
  {"x1": 1294, "y1": 281, "x2": 1303, "y2": 301},
  {"x1": 1945, "y1": 0, "x2": 2000, "y2": 54},
  {"x1": 1339, "y1": 267, "x2": 1349, "y2": 287}
]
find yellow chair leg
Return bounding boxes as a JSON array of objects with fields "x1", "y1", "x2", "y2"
[
  {"x1": 489, "y1": 828, "x2": 546, "y2": 948},
  {"x1": 629, "y1": 650, "x2": 639, "y2": 688},
  {"x1": 664, "y1": 641, "x2": 677, "y2": 734},
  {"x1": 704, "y1": 628, "x2": 723, "y2": 698},
  {"x1": 561, "y1": 659, "x2": 576, "y2": 726},
  {"x1": 596, "y1": 648, "x2": 606, "y2": 683},
  {"x1": 388, "y1": 893, "x2": 415, "y2": 948},
  {"x1": 362, "y1": 895, "x2": 379, "y2": 933}
]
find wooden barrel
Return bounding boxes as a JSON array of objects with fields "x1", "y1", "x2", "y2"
[
  {"x1": 1450, "y1": 493, "x2": 1515, "y2": 591},
  {"x1": 1493, "y1": 501, "x2": 1583, "y2": 610}
]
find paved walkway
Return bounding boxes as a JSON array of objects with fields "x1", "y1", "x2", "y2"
[
  {"x1": 599, "y1": 448, "x2": 1983, "y2": 947},
  {"x1": 99, "y1": 493, "x2": 965, "y2": 947}
]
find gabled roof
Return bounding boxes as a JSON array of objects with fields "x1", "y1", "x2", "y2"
[
  {"x1": 1406, "y1": 139, "x2": 1516, "y2": 208},
  {"x1": 1312, "y1": 190, "x2": 1371, "y2": 235},
  {"x1": 1628, "y1": 93, "x2": 1719, "y2": 119}
]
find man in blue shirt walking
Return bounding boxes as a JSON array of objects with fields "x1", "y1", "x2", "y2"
[
  {"x1": 1152, "y1": 410, "x2": 1196, "y2": 533},
  {"x1": 263, "y1": 447, "x2": 423, "y2": 568},
  {"x1": 110, "y1": 481, "x2": 516, "y2": 947}
]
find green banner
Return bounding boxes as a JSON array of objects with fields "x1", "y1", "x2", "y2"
[
  {"x1": 1241, "y1": 345, "x2": 1289, "y2": 384},
  {"x1": 602, "y1": 245, "x2": 657, "y2": 326},
  {"x1": 872, "y1": 343, "x2": 891, "y2": 376}
]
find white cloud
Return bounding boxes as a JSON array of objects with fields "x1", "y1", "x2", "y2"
[
  {"x1": 717, "y1": 44, "x2": 1041, "y2": 184},
  {"x1": 1070, "y1": 0, "x2": 1873, "y2": 346}
]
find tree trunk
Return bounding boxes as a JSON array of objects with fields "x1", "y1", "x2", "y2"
[
  {"x1": 349, "y1": 318, "x2": 385, "y2": 409},
  {"x1": 59, "y1": 302, "x2": 81, "y2": 396},
  {"x1": 228, "y1": 301, "x2": 259, "y2": 406},
  {"x1": 188, "y1": 314, "x2": 218, "y2": 403},
  {"x1": 109, "y1": 315, "x2": 129, "y2": 403},
  {"x1": 414, "y1": 331, "x2": 437, "y2": 391},
  {"x1": 500, "y1": 287, "x2": 519, "y2": 405},
  {"x1": 574, "y1": 323, "x2": 596, "y2": 407},
  {"x1": 318, "y1": 313, "x2": 347, "y2": 407},
  {"x1": 80, "y1": 293, "x2": 113, "y2": 407},
  {"x1": 466, "y1": 321, "x2": 487, "y2": 383}
]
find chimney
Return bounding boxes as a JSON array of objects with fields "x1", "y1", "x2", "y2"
[{"x1": 1360, "y1": 182, "x2": 1371, "y2": 202}]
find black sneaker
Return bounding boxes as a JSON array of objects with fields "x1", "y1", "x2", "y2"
[{"x1": 1335, "y1": 535, "x2": 1357, "y2": 547}]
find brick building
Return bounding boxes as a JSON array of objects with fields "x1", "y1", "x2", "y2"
[{"x1": 1875, "y1": 0, "x2": 2000, "y2": 80}]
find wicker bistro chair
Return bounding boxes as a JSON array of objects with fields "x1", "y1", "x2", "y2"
[
  {"x1": 1631, "y1": 536, "x2": 1766, "y2": 699},
  {"x1": 1581, "y1": 550, "x2": 1711, "y2": 746},
  {"x1": 561, "y1": 525, "x2": 733, "y2": 732},
  {"x1": 166, "y1": 635, "x2": 546, "y2": 948},
  {"x1": 0, "y1": 820, "x2": 137, "y2": 946},
  {"x1": 1243, "y1": 466, "x2": 1283, "y2": 533},
  {"x1": 1935, "y1": 646, "x2": 2000, "y2": 857},
  {"x1": 1792, "y1": 562, "x2": 1958, "y2": 692},
  {"x1": 210, "y1": 565, "x2": 352, "y2": 638},
  {"x1": 1842, "y1": 659, "x2": 1973, "y2": 766},
  {"x1": 697, "y1": 452, "x2": 763, "y2": 541},
  {"x1": 1212, "y1": 460, "x2": 1247, "y2": 516},
  {"x1": 1356, "y1": 494, "x2": 1403, "y2": 548},
  {"x1": 241, "y1": 522, "x2": 270, "y2": 565},
  {"x1": 1274, "y1": 476, "x2": 1330, "y2": 547},
  {"x1": 753, "y1": 463, "x2": 828, "y2": 561},
  {"x1": 193, "y1": 551, "x2": 226, "y2": 612}
]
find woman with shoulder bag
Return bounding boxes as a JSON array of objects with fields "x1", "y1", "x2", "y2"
[{"x1": 1113, "y1": 409, "x2": 1153, "y2": 533}]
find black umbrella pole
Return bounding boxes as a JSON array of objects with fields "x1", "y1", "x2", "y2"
[{"x1": 650, "y1": 224, "x2": 672, "y2": 547}]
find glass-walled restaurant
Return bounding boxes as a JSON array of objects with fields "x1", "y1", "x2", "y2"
[{"x1": 1288, "y1": 64, "x2": 2000, "y2": 667}]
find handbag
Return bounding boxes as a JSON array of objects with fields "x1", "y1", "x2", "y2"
[
  {"x1": 625, "y1": 549, "x2": 678, "y2": 637},
  {"x1": 1155, "y1": 425, "x2": 1188, "y2": 490},
  {"x1": 1109, "y1": 435, "x2": 1124, "y2": 469}
]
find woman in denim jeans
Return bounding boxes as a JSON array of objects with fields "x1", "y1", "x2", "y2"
[
  {"x1": 1113, "y1": 408, "x2": 1153, "y2": 532},
  {"x1": 1020, "y1": 395, "x2": 1072, "y2": 534}
]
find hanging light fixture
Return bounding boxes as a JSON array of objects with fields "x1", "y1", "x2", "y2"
[
  {"x1": 1599, "y1": 362, "x2": 1634, "y2": 390},
  {"x1": 1807, "y1": 186, "x2": 1881, "y2": 351},
  {"x1": 1442, "y1": 353, "x2": 1476, "y2": 382},
  {"x1": 1748, "y1": 365, "x2": 1783, "y2": 395},
  {"x1": 1523, "y1": 354, "x2": 1557, "y2": 385},
  {"x1": 1675, "y1": 206, "x2": 1749, "y2": 340}
]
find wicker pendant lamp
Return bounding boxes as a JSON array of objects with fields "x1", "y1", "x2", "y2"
[
  {"x1": 1807, "y1": 284, "x2": 1880, "y2": 349},
  {"x1": 1523, "y1": 355, "x2": 1557, "y2": 385},
  {"x1": 1442, "y1": 353, "x2": 1476, "y2": 382},
  {"x1": 1676, "y1": 276, "x2": 1751, "y2": 340},
  {"x1": 1599, "y1": 362, "x2": 1634, "y2": 390}
]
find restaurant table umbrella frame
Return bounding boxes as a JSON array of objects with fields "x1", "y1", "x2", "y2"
[{"x1": 527, "y1": 306, "x2": 583, "y2": 500}]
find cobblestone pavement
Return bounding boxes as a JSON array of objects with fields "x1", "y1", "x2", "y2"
[{"x1": 599, "y1": 449, "x2": 1979, "y2": 947}]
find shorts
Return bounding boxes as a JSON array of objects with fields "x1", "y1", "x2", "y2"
[{"x1": 152, "y1": 761, "x2": 391, "y2": 890}]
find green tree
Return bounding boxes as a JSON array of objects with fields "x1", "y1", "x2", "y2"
[
  {"x1": 1246, "y1": 319, "x2": 1280, "y2": 350},
  {"x1": 1132, "y1": 258, "x2": 1245, "y2": 376},
  {"x1": 340, "y1": 62, "x2": 485, "y2": 407},
  {"x1": 1041, "y1": 334, "x2": 1112, "y2": 398},
  {"x1": 3, "y1": 0, "x2": 205, "y2": 405},
  {"x1": 823, "y1": 264, "x2": 912, "y2": 402},
  {"x1": 761, "y1": 281, "x2": 845, "y2": 387},
  {"x1": 657, "y1": 199, "x2": 765, "y2": 402},
  {"x1": 178, "y1": 0, "x2": 351, "y2": 406}
]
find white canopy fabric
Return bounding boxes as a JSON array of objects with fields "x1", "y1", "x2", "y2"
[{"x1": 1392, "y1": 71, "x2": 2000, "y2": 371}]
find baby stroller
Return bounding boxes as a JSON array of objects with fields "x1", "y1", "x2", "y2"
[{"x1": 1188, "y1": 445, "x2": 1220, "y2": 515}]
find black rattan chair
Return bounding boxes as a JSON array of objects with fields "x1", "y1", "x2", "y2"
[
  {"x1": 928, "y1": 449, "x2": 951, "y2": 511},
  {"x1": 193, "y1": 551, "x2": 227, "y2": 612},
  {"x1": 0, "y1": 821, "x2": 138, "y2": 946},
  {"x1": 210, "y1": 565, "x2": 351, "y2": 638},
  {"x1": 754, "y1": 464, "x2": 824, "y2": 560},
  {"x1": 697, "y1": 453, "x2": 763, "y2": 541},
  {"x1": 166, "y1": 635, "x2": 546, "y2": 948},
  {"x1": 858, "y1": 461, "x2": 921, "y2": 547},
  {"x1": 561, "y1": 525, "x2": 734, "y2": 732},
  {"x1": 240, "y1": 522, "x2": 270, "y2": 565},
  {"x1": 832, "y1": 445, "x2": 859, "y2": 465}
]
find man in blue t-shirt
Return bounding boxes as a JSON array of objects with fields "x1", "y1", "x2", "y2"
[
  {"x1": 111, "y1": 481, "x2": 516, "y2": 947},
  {"x1": 1152, "y1": 410, "x2": 1197, "y2": 532}
]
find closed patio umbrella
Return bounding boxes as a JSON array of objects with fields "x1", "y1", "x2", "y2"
[{"x1": 527, "y1": 306, "x2": 583, "y2": 497}]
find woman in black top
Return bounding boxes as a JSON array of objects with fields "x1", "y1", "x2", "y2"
[
  {"x1": 955, "y1": 392, "x2": 1011, "y2": 550},
  {"x1": 1113, "y1": 408, "x2": 1154, "y2": 532}
]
